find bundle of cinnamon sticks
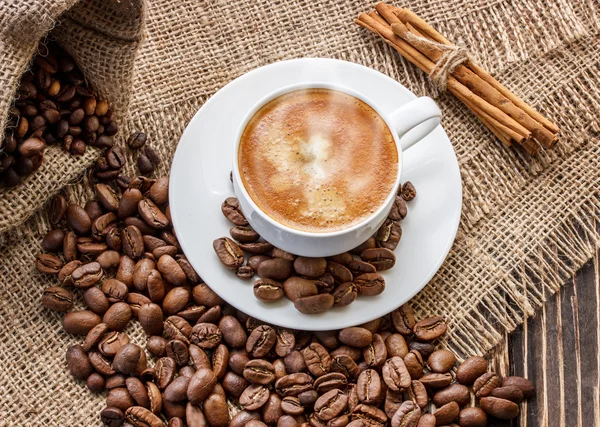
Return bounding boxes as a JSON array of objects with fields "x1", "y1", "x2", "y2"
[{"x1": 356, "y1": 3, "x2": 559, "y2": 154}]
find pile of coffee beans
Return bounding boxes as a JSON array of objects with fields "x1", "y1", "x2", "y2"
[
  {"x1": 1, "y1": 42, "x2": 119, "y2": 187},
  {"x1": 213, "y1": 181, "x2": 417, "y2": 314},
  {"x1": 38, "y1": 161, "x2": 533, "y2": 425}
]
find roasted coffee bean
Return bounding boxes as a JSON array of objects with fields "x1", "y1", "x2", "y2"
[
  {"x1": 240, "y1": 384, "x2": 270, "y2": 410},
  {"x1": 350, "y1": 237, "x2": 377, "y2": 255},
  {"x1": 162, "y1": 287, "x2": 190, "y2": 315},
  {"x1": 361, "y1": 333, "x2": 387, "y2": 368},
  {"x1": 106, "y1": 146, "x2": 125, "y2": 169},
  {"x1": 247, "y1": 325, "x2": 276, "y2": 357},
  {"x1": 84, "y1": 200, "x2": 104, "y2": 221},
  {"x1": 57, "y1": 259, "x2": 80, "y2": 285},
  {"x1": 347, "y1": 259, "x2": 376, "y2": 276},
  {"x1": 162, "y1": 399, "x2": 186, "y2": 420},
  {"x1": 222, "y1": 371, "x2": 250, "y2": 399},
  {"x1": 314, "y1": 389, "x2": 348, "y2": 421},
  {"x1": 100, "y1": 406, "x2": 125, "y2": 427},
  {"x1": 101, "y1": 279, "x2": 128, "y2": 303},
  {"x1": 125, "y1": 377, "x2": 149, "y2": 409},
  {"x1": 97, "y1": 250, "x2": 121, "y2": 270},
  {"x1": 42, "y1": 286, "x2": 73, "y2": 312},
  {"x1": 360, "y1": 248, "x2": 396, "y2": 271},
  {"x1": 473, "y1": 372, "x2": 501, "y2": 397},
  {"x1": 356, "y1": 369, "x2": 383, "y2": 404},
  {"x1": 280, "y1": 396, "x2": 304, "y2": 416},
  {"x1": 283, "y1": 276, "x2": 318, "y2": 301},
  {"x1": 331, "y1": 355, "x2": 360, "y2": 379},
  {"x1": 407, "y1": 341, "x2": 435, "y2": 359},
  {"x1": 261, "y1": 392, "x2": 284, "y2": 424},
  {"x1": 427, "y1": 349, "x2": 456, "y2": 373},
  {"x1": 87, "y1": 373, "x2": 105, "y2": 393},
  {"x1": 255, "y1": 257, "x2": 292, "y2": 281},
  {"x1": 164, "y1": 376, "x2": 191, "y2": 402},
  {"x1": 390, "y1": 400, "x2": 420, "y2": 427},
  {"x1": 338, "y1": 327, "x2": 372, "y2": 348},
  {"x1": 152, "y1": 245, "x2": 178, "y2": 259},
  {"x1": 375, "y1": 219, "x2": 402, "y2": 251},
  {"x1": 502, "y1": 376, "x2": 535, "y2": 398},
  {"x1": 122, "y1": 225, "x2": 144, "y2": 259},
  {"x1": 164, "y1": 315, "x2": 192, "y2": 342},
  {"x1": 434, "y1": 401, "x2": 459, "y2": 425},
  {"x1": 480, "y1": 396, "x2": 519, "y2": 419},
  {"x1": 211, "y1": 343, "x2": 229, "y2": 379},
  {"x1": 354, "y1": 273, "x2": 385, "y2": 296},
  {"x1": 66, "y1": 204, "x2": 92, "y2": 235},
  {"x1": 294, "y1": 293, "x2": 334, "y2": 314},
  {"x1": 36, "y1": 253, "x2": 63, "y2": 274},
  {"x1": 127, "y1": 132, "x2": 147, "y2": 149},
  {"x1": 126, "y1": 293, "x2": 152, "y2": 318},
  {"x1": 312, "y1": 330, "x2": 338, "y2": 350},
  {"x1": 177, "y1": 257, "x2": 200, "y2": 283},
  {"x1": 118, "y1": 188, "x2": 143, "y2": 219},
  {"x1": 326, "y1": 252, "x2": 352, "y2": 266},
  {"x1": 433, "y1": 383, "x2": 470, "y2": 407},
  {"x1": 244, "y1": 359, "x2": 276, "y2": 385},
  {"x1": 203, "y1": 393, "x2": 230, "y2": 427},
  {"x1": 230, "y1": 225, "x2": 260, "y2": 243},
  {"x1": 389, "y1": 195, "x2": 408, "y2": 220},
  {"x1": 83, "y1": 287, "x2": 110, "y2": 315},
  {"x1": 66, "y1": 344, "x2": 93, "y2": 380},
  {"x1": 490, "y1": 385, "x2": 524, "y2": 403},
  {"x1": 221, "y1": 197, "x2": 248, "y2": 225},
  {"x1": 384, "y1": 389, "x2": 404, "y2": 419},
  {"x1": 332, "y1": 282, "x2": 358, "y2": 307},
  {"x1": 214, "y1": 315, "x2": 245, "y2": 349},
  {"x1": 419, "y1": 372, "x2": 453, "y2": 389},
  {"x1": 293, "y1": 257, "x2": 327, "y2": 278},
  {"x1": 133, "y1": 258, "x2": 155, "y2": 291},
  {"x1": 77, "y1": 240, "x2": 108, "y2": 256},
  {"x1": 406, "y1": 380, "x2": 428, "y2": 409},
  {"x1": 230, "y1": 410, "x2": 261, "y2": 427},
  {"x1": 273, "y1": 328, "x2": 295, "y2": 357},
  {"x1": 146, "y1": 176, "x2": 168, "y2": 206},
  {"x1": 404, "y1": 350, "x2": 424, "y2": 380},
  {"x1": 326, "y1": 261, "x2": 353, "y2": 284},
  {"x1": 458, "y1": 407, "x2": 488, "y2": 427},
  {"x1": 63, "y1": 310, "x2": 101, "y2": 335},
  {"x1": 275, "y1": 373, "x2": 314, "y2": 397},
  {"x1": 89, "y1": 351, "x2": 116, "y2": 376},
  {"x1": 191, "y1": 322, "x2": 222, "y2": 349},
  {"x1": 165, "y1": 339, "x2": 189, "y2": 366},
  {"x1": 285, "y1": 350, "x2": 307, "y2": 373},
  {"x1": 113, "y1": 344, "x2": 147, "y2": 376},
  {"x1": 82, "y1": 323, "x2": 109, "y2": 352},
  {"x1": 103, "y1": 302, "x2": 132, "y2": 331},
  {"x1": 42, "y1": 229, "x2": 65, "y2": 252},
  {"x1": 416, "y1": 414, "x2": 436, "y2": 427},
  {"x1": 98, "y1": 332, "x2": 130, "y2": 357},
  {"x1": 139, "y1": 198, "x2": 169, "y2": 229},
  {"x1": 146, "y1": 382, "x2": 161, "y2": 414},
  {"x1": 401, "y1": 181, "x2": 416, "y2": 201},
  {"x1": 157, "y1": 254, "x2": 186, "y2": 285},
  {"x1": 382, "y1": 356, "x2": 411, "y2": 391},
  {"x1": 313, "y1": 372, "x2": 348, "y2": 393},
  {"x1": 146, "y1": 335, "x2": 168, "y2": 357},
  {"x1": 198, "y1": 306, "x2": 222, "y2": 324},
  {"x1": 192, "y1": 283, "x2": 224, "y2": 307},
  {"x1": 238, "y1": 241, "x2": 274, "y2": 255},
  {"x1": 154, "y1": 357, "x2": 177, "y2": 390},
  {"x1": 95, "y1": 183, "x2": 119, "y2": 212},
  {"x1": 228, "y1": 349, "x2": 250, "y2": 375},
  {"x1": 413, "y1": 316, "x2": 447, "y2": 341},
  {"x1": 385, "y1": 334, "x2": 409, "y2": 358},
  {"x1": 235, "y1": 264, "x2": 254, "y2": 280},
  {"x1": 213, "y1": 237, "x2": 244, "y2": 270},
  {"x1": 49, "y1": 194, "x2": 68, "y2": 225},
  {"x1": 125, "y1": 406, "x2": 162, "y2": 427}
]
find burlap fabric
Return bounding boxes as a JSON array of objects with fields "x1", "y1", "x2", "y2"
[
  {"x1": 1, "y1": 0, "x2": 599, "y2": 424},
  {"x1": 0, "y1": 0, "x2": 145, "y2": 233}
]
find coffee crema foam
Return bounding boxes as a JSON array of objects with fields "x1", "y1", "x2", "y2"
[{"x1": 238, "y1": 88, "x2": 398, "y2": 233}]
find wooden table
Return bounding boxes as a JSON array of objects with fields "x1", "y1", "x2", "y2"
[{"x1": 487, "y1": 251, "x2": 600, "y2": 426}]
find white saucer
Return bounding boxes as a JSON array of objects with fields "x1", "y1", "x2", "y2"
[{"x1": 169, "y1": 58, "x2": 462, "y2": 331}]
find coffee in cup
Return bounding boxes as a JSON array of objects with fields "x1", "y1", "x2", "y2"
[{"x1": 238, "y1": 88, "x2": 398, "y2": 233}]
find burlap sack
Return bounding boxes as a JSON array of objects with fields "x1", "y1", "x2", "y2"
[
  {"x1": 0, "y1": 0, "x2": 145, "y2": 234},
  {"x1": 1, "y1": 0, "x2": 599, "y2": 424}
]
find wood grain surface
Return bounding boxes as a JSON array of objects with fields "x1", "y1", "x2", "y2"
[{"x1": 487, "y1": 252, "x2": 600, "y2": 426}]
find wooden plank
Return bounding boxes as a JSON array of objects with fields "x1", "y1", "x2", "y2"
[{"x1": 489, "y1": 253, "x2": 600, "y2": 427}]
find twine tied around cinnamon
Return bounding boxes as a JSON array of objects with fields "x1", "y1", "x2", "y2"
[{"x1": 392, "y1": 23, "x2": 471, "y2": 92}]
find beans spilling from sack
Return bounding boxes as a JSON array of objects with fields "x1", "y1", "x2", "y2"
[{"x1": 0, "y1": 43, "x2": 119, "y2": 187}]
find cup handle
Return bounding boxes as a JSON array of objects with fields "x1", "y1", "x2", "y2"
[{"x1": 388, "y1": 96, "x2": 442, "y2": 151}]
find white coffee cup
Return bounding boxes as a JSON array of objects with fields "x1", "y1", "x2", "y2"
[{"x1": 232, "y1": 82, "x2": 441, "y2": 257}]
